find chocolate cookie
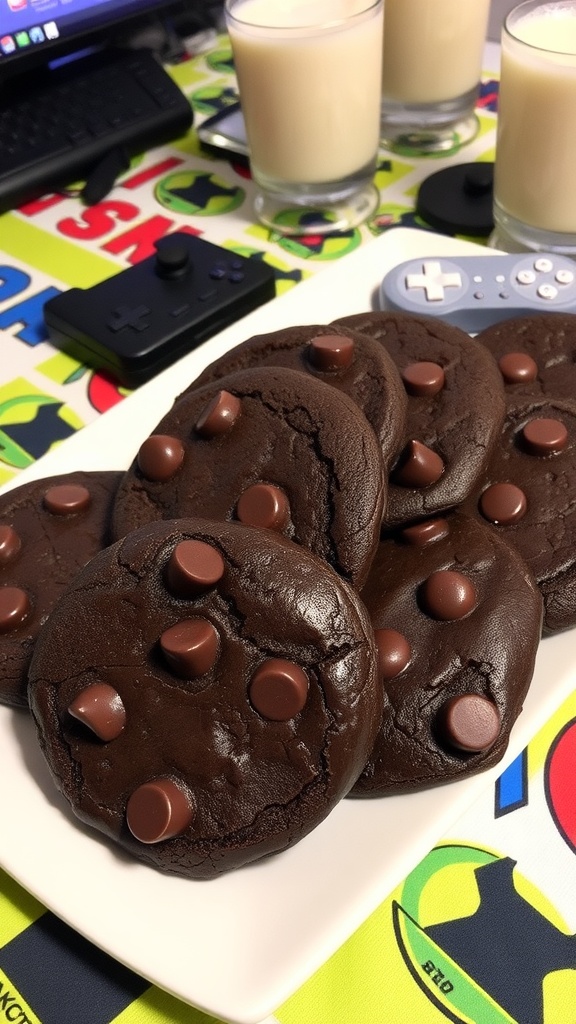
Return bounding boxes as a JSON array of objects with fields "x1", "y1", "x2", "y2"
[
  {"x1": 0, "y1": 470, "x2": 121, "y2": 708},
  {"x1": 476, "y1": 313, "x2": 576, "y2": 404},
  {"x1": 462, "y1": 395, "x2": 576, "y2": 635},
  {"x1": 352, "y1": 511, "x2": 542, "y2": 795},
  {"x1": 186, "y1": 323, "x2": 407, "y2": 470},
  {"x1": 28, "y1": 517, "x2": 384, "y2": 878},
  {"x1": 111, "y1": 366, "x2": 386, "y2": 588},
  {"x1": 333, "y1": 311, "x2": 506, "y2": 526}
]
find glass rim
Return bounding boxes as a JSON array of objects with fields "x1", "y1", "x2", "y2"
[
  {"x1": 224, "y1": 0, "x2": 382, "y2": 34},
  {"x1": 504, "y1": 0, "x2": 576, "y2": 57}
]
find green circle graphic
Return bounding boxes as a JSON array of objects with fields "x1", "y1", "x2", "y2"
[{"x1": 155, "y1": 170, "x2": 245, "y2": 216}]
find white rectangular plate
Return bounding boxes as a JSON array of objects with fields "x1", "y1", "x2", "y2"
[{"x1": 2, "y1": 227, "x2": 575, "y2": 1024}]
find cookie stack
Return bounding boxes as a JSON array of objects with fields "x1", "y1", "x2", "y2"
[{"x1": 1, "y1": 310, "x2": 573, "y2": 878}]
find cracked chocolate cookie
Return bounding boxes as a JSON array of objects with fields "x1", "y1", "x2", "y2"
[
  {"x1": 333, "y1": 311, "x2": 506, "y2": 527},
  {"x1": 477, "y1": 313, "x2": 576, "y2": 405},
  {"x1": 0, "y1": 470, "x2": 121, "y2": 708},
  {"x1": 28, "y1": 517, "x2": 384, "y2": 878},
  {"x1": 185, "y1": 323, "x2": 407, "y2": 471},
  {"x1": 351, "y1": 511, "x2": 542, "y2": 795},
  {"x1": 111, "y1": 365, "x2": 386, "y2": 588},
  {"x1": 462, "y1": 395, "x2": 576, "y2": 635}
]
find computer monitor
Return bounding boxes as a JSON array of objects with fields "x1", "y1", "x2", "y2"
[{"x1": 0, "y1": 0, "x2": 196, "y2": 81}]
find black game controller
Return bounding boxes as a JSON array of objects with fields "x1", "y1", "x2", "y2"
[{"x1": 43, "y1": 233, "x2": 277, "y2": 387}]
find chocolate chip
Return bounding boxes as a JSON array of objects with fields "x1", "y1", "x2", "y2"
[
  {"x1": 438, "y1": 693, "x2": 501, "y2": 752},
  {"x1": 0, "y1": 586, "x2": 30, "y2": 632},
  {"x1": 498, "y1": 351, "x2": 538, "y2": 384},
  {"x1": 374, "y1": 628, "x2": 411, "y2": 679},
  {"x1": 308, "y1": 334, "x2": 354, "y2": 372},
  {"x1": 68, "y1": 682, "x2": 126, "y2": 741},
  {"x1": 401, "y1": 518, "x2": 450, "y2": 546},
  {"x1": 160, "y1": 618, "x2": 219, "y2": 678},
  {"x1": 43, "y1": 484, "x2": 91, "y2": 516},
  {"x1": 126, "y1": 778, "x2": 194, "y2": 843},
  {"x1": 165, "y1": 539, "x2": 225, "y2": 598},
  {"x1": 249, "y1": 658, "x2": 309, "y2": 720},
  {"x1": 479, "y1": 482, "x2": 527, "y2": 525},
  {"x1": 393, "y1": 440, "x2": 445, "y2": 488},
  {"x1": 195, "y1": 390, "x2": 241, "y2": 437},
  {"x1": 522, "y1": 417, "x2": 568, "y2": 456},
  {"x1": 236, "y1": 483, "x2": 290, "y2": 531},
  {"x1": 401, "y1": 361, "x2": 445, "y2": 397},
  {"x1": 137, "y1": 435, "x2": 184, "y2": 482},
  {"x1": 0, "y1": 525, "x2": 21, "y2": 565},
  {"x1": 420, "y1": 570, "x2": 477, "y2": 620}
]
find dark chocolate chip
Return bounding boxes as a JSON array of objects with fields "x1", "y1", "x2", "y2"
[
  {"x1": 420, "y1": 570, "x2": 477, "y2": 620},
  {"x1": 236, "y1": 483, "x2": 290, "y2": 531},
  {"x1": 498, "y1": 351, "x2": 538, "y2": 384},
  {"x1": 308, "y1": 334, "x2": 354, "y2": 372},
  {"x1": 43, "y1": 483, "x2": 91, "y2": 516},
  {"x1": 68, "y1": 682, "x2": 126, "y2": 741},
  {"x1": 374, "y1": 628, "x2": 411, "y2": 679},
  {"x1": 126, "y1": 778, "x2": 194, "y2": 843},
  {"x1": 522, "y1": 417, "x2": 568, "y2": 455},
  {"x1": 137, "y1": 435, "x2": 185, "y2": 482},
  {"x1": 160, "y1": 618, "x2": 219, "y2": 678},
  {"x1": 0, "y1": 586, "x2": 30, "y2": 632},
  {"x1": 479, "y1": 482, "x2": 527, "y2": 525},
  {"x1": 0, "y1": 525, "x2": 21, "y2": 565},
  {"x1": 195, "y1": 390, "x2": 241, "y2": 438},
  {"x1": 401, "y1": 518, "x2": 450, "y2": 546},
  {"x1": 393, "y1": 440, "x2": 445, "y2": 488},
  {"x1": 401, "y1": 361, "x2": 445, "y2": 397},
  {"x1": 165, "y1": 539, "x2": 225, "y2": 598},
  {"x1": 438, "y1": 693, "x2": 501, "y2": 752},
  {"x1": 249, "y1": 658, "x2": 309, "y2": 720}
]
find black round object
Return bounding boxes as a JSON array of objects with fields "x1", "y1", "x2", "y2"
[
  {"x1": 155, "y1": 238, "x2": 190, "y2": 279},
  {"x1": 416, "y1": 162, "x2": 494, "y2": 237}
]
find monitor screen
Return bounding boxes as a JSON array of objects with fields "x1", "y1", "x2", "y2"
[{"x1": 0, "y1": 0, "x2": 184, "y2": 70}]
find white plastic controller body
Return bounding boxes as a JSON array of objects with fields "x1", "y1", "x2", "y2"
[{"x1": 379, "y1": 252, "x2": 576, "y2": 332}]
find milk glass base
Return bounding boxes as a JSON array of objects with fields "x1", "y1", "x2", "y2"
[
  {"x1": 380, "y1": 87, "x2": 480, "y2": 155},
  {"x1": 490, "y1": 202, "x2": 576, "y2": 258},
  {"x1": 252, "y1": 175, "x2": 379, "y2": 236}
]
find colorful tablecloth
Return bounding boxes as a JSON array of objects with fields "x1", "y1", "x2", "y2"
[{"x1": 3, "y1": 35, "x2": 570, "y2": 1024}]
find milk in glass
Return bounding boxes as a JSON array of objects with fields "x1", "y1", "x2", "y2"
[
  {"x1": 382, "y1": 0, "x2": 491, "y2": 104},
  {"x1": 227, "y1": 0, "x2": 382, "y2": 185},
  {"x1": 495, "y1": 2, "x2": 576, "y2": 234}
]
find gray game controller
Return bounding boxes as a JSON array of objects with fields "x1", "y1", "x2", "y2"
[{"x1": 379, "y1": 252, "x2": 576, "y2": 332}]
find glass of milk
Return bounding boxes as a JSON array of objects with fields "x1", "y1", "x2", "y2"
[
  {"x1": 380, "y1": 0, "x2": 491, "y2": 155},
  {"x1": 224, "y1": 0, "x2": 383, "y2": 235},
  {"x1": 491, "y1": 0, "x2": 576, "y2": 254}
]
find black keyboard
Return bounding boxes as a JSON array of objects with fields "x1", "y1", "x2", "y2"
[{"x1": 0, "y1": 48, "x2": 193, "y2": 213}]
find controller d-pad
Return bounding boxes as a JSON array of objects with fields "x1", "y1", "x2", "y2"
[
  {"x1": 405, "y1": 260, "x2": 462, "y2": 302},
  {"x1": 108, "y1": 304, "x2": 151, "y2": 332}
]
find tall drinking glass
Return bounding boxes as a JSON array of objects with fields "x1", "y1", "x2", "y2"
[
  {"x1": 225, "y1": 0, "x2": 383, "y2": 235},
  {"x1": 491, "y1": 0, "x2": 576, "y2": 254},
  {"x1": 380, "y1": 0, "x2": 491, "y2": 155}
]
